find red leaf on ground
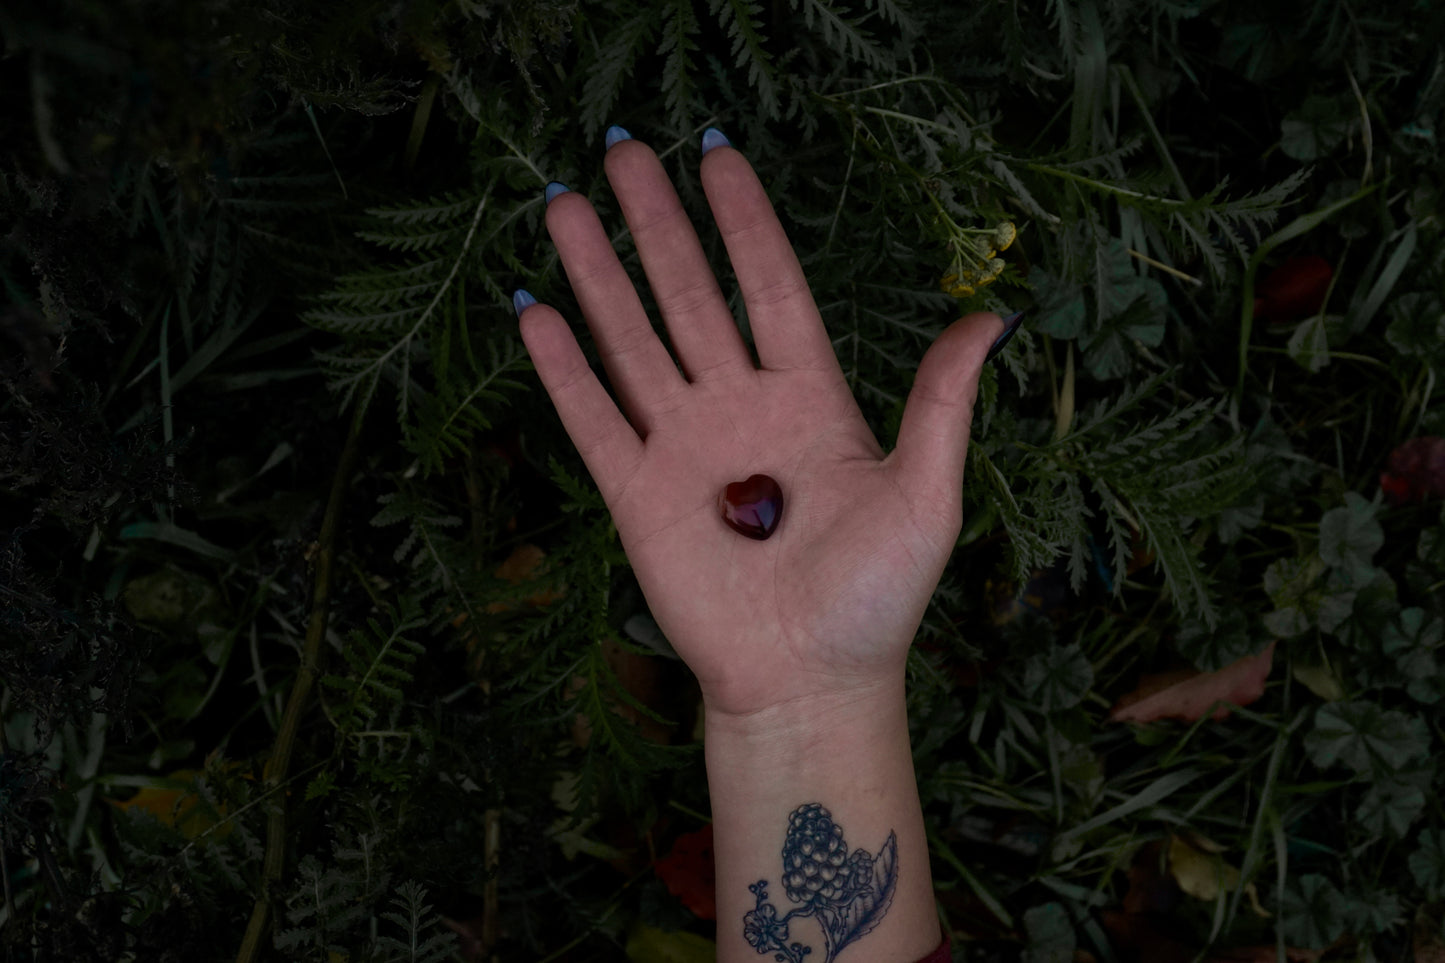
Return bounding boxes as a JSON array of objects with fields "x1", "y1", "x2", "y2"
[
  {"x1": 1255, "y1": 255, "x2": 1333, "y2": 324},
  {"x1": 1101, "y1": 909, "x2": 1197, "y2": 963},
  {"x1": 653, "y1": 824, "x2": 716, "y2": 921},
  {"x1": 1110, "y1": 642, "x2": 1275, "y2": 723},
  {"x1": 1381, "y1": 437, "x2": 1445, "y2": 506}
]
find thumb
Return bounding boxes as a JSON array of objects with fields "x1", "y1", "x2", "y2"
[{"x1": 889, "y1": 311, "x2": 1018, "y2": 508}]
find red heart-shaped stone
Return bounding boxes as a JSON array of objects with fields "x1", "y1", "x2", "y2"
[{"x1": 718, "y1": 474, "x2": 783, "y2": 540}]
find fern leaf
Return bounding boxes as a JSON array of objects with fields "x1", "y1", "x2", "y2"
[
  {"x1": 374, "y1": 881, "x2": 459, "y2": 963},
  {"x1": 793, "y1": 0, "x2": 890, "y2": 70},
  {"x1": 660, "y1": 0, "x2": 702, "y2": 129},
  {"x1": 579, "y1": 12, "x2": 657, "y2": 138},
  {"x1": 711, "y1": 0, "x2": 782, "y2": 119},
  {"x1": 322, "y1": 600, "x2": 429, "y2": 732}
]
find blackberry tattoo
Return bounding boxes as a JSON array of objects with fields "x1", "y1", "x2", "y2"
[{"x1": 742, "y1": 803, "x2": 898, "y2": 962}]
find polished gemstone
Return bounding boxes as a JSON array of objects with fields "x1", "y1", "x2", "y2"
[{"x1": 718, "y1": 474, "x2": 783, "y2": 540}]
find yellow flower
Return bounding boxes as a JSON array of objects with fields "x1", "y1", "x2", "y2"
[{"x1": 994, "y1": 222, "x2": 1017, "y2": 252}]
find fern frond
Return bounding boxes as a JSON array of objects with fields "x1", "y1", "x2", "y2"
[
  {"x1": 1070, "y1": 389, "x2": 1253, "y2": 624},
  {"x1": 793, "y1": 0, "x2": 891, "y2": 71},
  {"x1": 306, "y1": 189, "x2": 490, "y2": 420},
  {"x1": 322, "y1": 599, "x2": 429, "y2": 733},
  {"x1": 374, "y1": 881, "x2": 457, "y2": 963},
  {"x1": 578, "y1": 12, "x2": 656, "y2": 138},
  {"x1": 367, "y1": 193, "x2": 481, "y2": 226},
  {"x1": 354, "y1": 225, "x2": 466, "y2": 254},
  {"x1": 403, "y1": 336, "x2": 529, "y2": 477},
  {"x1": 660, "y1": 0, "x2": 702, "y2": 129},
  {"x1": 863, "y1": 0, "x2": 917, "y2": 33},
  {"x1": 711, "y1": 0, "x2": 782, "y2": 119}
]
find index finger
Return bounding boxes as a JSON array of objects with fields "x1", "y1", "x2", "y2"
[{"x1": 700, "y1": 136, "x2": 842, "y2": 376}]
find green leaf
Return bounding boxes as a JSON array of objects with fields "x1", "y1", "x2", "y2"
[
  {"x1": 1058, "y1": 740, "x2": 1104, "y2": 806},
  {"x1": 1318, "y1": 493, "x2": 1384, "y2": 584},
  {"x1": 1285, "y1": 314, "x2": 1330, "y2": 372},
  {"x1": 376, "y1": 880, "x2": 458, "y2": 963},
  {"x1": 1080, "y1": 239, "x2": 1168, "y2": 380},
  {"x1": 1304, "y1": 701, "x2": 1430, "y2": 776},
  {"x1": 1382, "y1": 608, "x2": 1445, "y2": 703},
  {"x1": 1094, "y1": 238, "x2": 1167, "y2": 325},
  {"x1": 1021, "y1": 644, "x2": 1094, "y2": 712},
  {"x1": 1354, "y1": 770, "x2": 1428, "y2": 837},
  {"x1": 1340, "y1": 888, "x2": 1402, "y2": 936},
  {"x1": 1219, "y1": 23, "x2": 1283, "y2": 81},
  {"x1": 1419, "y1": 516, "x2": 1445, "y2": 570},
  {"x1": 1216, "y1": 499, "x2": 1264, "y2": 543},
  {"x1": 1263, "y1": 555, "x2": 1355, "y2": 637},
  {"x1": 1387, "y1": 607, "x2": 1445, "y2": 652},
  {"x1": 119, "y1": 522, "x2": 236, "y2": 562},
  {"x1": 1409, "y1": 828, "x2": 1445, "y2": 899},
  {"x1": 1334, "y1": 569, "x2": 1400, "y2": 651},
  {"x1": 1029, "y1": 266, "x2": 1087, "y2": 339},
  {"x1": 1022, "y1": 902, "x2": 1074, "y2": 963},
  {"x1": 1261, "y1": 604, "x2": 1310, "y2": 638},
  {"x1": 1278, "y1": 874, "x2": 1348, "y2": 949},
  {"x1": 305, "y1": 770, "x2": 337, "y2": 801},
  {"x1": 1385, "y1": 292, "x2": 1445, "y2": 357},
  {"x1": 1176, "y1": 608, "x2": 1259, "y2": 672},
  {"x1": 1350, "y1": 223, "x2": 1418, "y2": 336},
  {"x1": 1280, "y1": 95, "x2": 1353, "y2": 161}
]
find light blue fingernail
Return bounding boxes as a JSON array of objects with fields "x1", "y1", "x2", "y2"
[
  {"x1": 701, "y1": 127, "x2": 731, "y2": 155},
  {"x1": 544, "y1": 181, "x2": 570, "y2": 205},
  {"x1": 512, "y1": 289, "x2": 537, "y2": 317},
  {"x1": 605, "y1": 125, "x2": 632, "y2": 150}
]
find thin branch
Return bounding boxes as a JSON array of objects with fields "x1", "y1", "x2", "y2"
[{"x1": 234, "y1": 403, "x2": 365, "y2": 963}]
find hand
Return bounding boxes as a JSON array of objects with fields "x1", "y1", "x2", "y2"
[{"x1": 518, "y1": 132, "x2": 1005, "y2": 720}]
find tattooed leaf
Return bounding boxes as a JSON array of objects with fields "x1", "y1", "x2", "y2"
[{"x1": 831, "y1": 831, "x2": 898, "y2": 955}]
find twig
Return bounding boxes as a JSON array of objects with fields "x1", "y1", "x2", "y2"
[
  {"x1": 234, "y1": 404, "x2": 365, "y2": 963},
  {"x1": 0, "y1": 724, "x2": 14, "y2": 926},
  {"x1": 1127, "y1": 247, "x2": 1202, "y2": 286},
  {"x1": 464, "y1": 454, "x2": 500, "y2": 957}
]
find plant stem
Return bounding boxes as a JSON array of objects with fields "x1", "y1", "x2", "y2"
[{"x1": 234, "y1": 403, "x2": 365, "y2": 963}]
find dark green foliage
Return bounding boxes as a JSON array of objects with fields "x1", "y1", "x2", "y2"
[{"x1": 4, "y1": 0, "x2": 1445, "y2": 959}]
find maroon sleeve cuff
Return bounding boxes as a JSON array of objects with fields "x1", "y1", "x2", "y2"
[{"x1": 915, "y1": 934, "x2": 950, "y2": 963}]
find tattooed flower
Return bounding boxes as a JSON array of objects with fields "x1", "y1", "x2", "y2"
[
  {"x1": 782, "y1": 803, "x2": 856, "y2": 906},
  {"x1": 839, "y1": 848, "x2": 874, "y2": 900},
  {"x1": 743, "y1": 900, "x2": 788, "y2": 949}
]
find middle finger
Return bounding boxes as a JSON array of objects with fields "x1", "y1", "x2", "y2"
[{"x1": 605, "y1": 137, "x2": 754, "y2": 382}]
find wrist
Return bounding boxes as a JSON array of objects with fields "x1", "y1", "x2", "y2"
[
  {"x1": 701, "y1": 674, "x2": 906, "y2": 748},
  {"x1": 695, "y1": 642, "x2": 909, "y2": 724},
  {"x1": 702, "y1": 672, "x2": 940, "y2": 962}
]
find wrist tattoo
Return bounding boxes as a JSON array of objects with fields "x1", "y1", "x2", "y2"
[{"x1": 742, "y1": 803, "x2": 898, "y2": 962}]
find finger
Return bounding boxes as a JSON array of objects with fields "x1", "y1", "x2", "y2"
[
  {"x1": 518, "y1": 299, "x2": 645, "y2": 500},
  {"x1": 700, "y1": 140, "x2": 840, "y2": 376},
  {"x1": 603, "y1": 140, "x2": 753, "y2": 381},
  {"x1": 889, "y1": 312, "x2": 1005, "y2": 510},
  {"x1": 546, "y1": 188, "x2": 687, "y2": 433}
]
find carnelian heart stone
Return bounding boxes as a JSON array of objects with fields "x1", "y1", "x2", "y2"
[{"x1": 718, "y1": 474, "x2": 783, "y2": 540}]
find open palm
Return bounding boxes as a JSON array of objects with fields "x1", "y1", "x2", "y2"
[{"x1": 518, "y1": 134, "x2": 1005, "y2": 719}]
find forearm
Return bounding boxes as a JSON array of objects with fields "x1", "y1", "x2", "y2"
[{"x1": 704, "y1": 677, "x2": 940, "y2": 963}]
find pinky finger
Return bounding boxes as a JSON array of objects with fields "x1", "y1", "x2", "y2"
[{"x1": 517, "y1": 299, "x2": 645, "y2": 500}]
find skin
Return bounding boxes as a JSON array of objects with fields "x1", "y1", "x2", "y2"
[{"x1": 518, "y1": 134, "x2": 1003, "y2": 961}]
